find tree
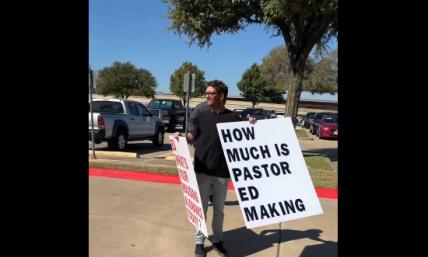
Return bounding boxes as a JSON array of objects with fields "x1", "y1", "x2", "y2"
[
  {"x1": 134, "y1": 68, "x2": 158, "y2": 99},
  {"x1": 169, "y1": 61, "x2": 206, "y2": 106},
  {"x1": 237, "y1": 63, "x2": 267, "y2": 107},
  {"x1": 260, "y1": 45, "x2": 337, "y2": 95},
  {"x1": 307, "y1": 49, "x2": 337, "y2": 95},
  {"x1": 97, "y1": 61, "x2": 137, "y2": 99},
  {"x1": 163, "y1": 0, "x2": 338, "y2": 125},
  {"x1": 97, "y1": 61, "x2": 158, "y2": 99}
]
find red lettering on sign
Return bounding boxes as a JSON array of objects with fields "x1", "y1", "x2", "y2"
[
  {"x1": 180, "y1": 182, "x2": 200, "y2": 204},
  {"x1": 170, "y1": 139, "x2": 176, "y2": 151},
  {"x1": 178, "y1": 168, "x2": 189, "y2": 183},
  {"x1": 174, "y1": 154, "x2": 189, "y2": 170},
  {"x1": 184, "y1": 195, "x2": 203, "y2": 220},
  {"x1": 186, "y1": 207, "x2": 201, "y2": 228}
]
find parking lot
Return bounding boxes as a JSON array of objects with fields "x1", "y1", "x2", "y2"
[{"x1": 89, "y1": 123, "x2": 337, "y2": 171}]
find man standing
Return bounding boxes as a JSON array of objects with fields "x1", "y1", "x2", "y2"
[
  {"x1": 187, "y1": 100, "x2": 214, "y2": 206},
  {"x1": 174, "y1": 80, "x2": 256, "y2": 257}
]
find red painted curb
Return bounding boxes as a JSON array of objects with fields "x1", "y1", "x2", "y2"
[{"x1": 89, "y1": 167, "x2": 337, "y2": 199}]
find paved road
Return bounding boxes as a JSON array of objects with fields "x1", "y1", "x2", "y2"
[{"x1": 89, "y1": 176, "x2": 338, "y2": 257}]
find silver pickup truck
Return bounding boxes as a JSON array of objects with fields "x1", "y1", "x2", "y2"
[{"x1": 88, "y1": 99, "x2": 165, "y2": 151}]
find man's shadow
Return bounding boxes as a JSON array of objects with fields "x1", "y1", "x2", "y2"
[{"x1": 205, "y1": 227, "x2": 337, "y2": 257}]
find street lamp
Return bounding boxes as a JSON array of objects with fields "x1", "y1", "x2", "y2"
[{"x1": 89, "y1": 67, "x2": 96, "y2": 159}]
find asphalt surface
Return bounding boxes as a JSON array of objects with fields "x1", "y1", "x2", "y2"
[{"x1": 89, "y1": 124, "x2": 337, "y2": 171}]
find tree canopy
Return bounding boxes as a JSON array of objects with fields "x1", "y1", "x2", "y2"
[
  {"x1": 163, "y1": 0, "x2": 338, "y2": 122},
  {"x1": 169, "y1": 61, "x2": 206, "y2": 105},
  {"x1": 97, "y1": 61, "x2": 158, "y2": 99}
]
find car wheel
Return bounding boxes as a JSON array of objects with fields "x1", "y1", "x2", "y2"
[
  {"x1": 108, "y1": 130, "x2": 128, "y2": 151},
  {"x1": 153, "y1": 127, "x2": 164, "y2": 147}
]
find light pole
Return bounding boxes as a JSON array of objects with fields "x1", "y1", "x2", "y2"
[{"x1": 89, "y1": 67, "x2": 96, "y2": 159}]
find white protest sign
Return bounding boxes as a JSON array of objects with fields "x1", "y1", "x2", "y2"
[
  {"x1": 169, "y1": 135, "x2": 209, "y2": 237},
  {"x1": 216, "y1": 117, "x2": 323, "y2": 229}
]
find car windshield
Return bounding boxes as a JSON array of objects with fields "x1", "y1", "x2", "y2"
[
  {"x1": 324, "y1": 117, "x2": 338, "y2": 123},
  {"x1": 147, "y1": 100, "x2": 173, "y2": 108},
  {"x1": 243, "y1": 109, "x2": 264, "y2": 116},
  {"x1": 315, "y1": 113, "x2": 331, "y2": 120}
]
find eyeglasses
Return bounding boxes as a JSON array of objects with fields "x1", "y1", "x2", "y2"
[{"x1": 206, "y1": 92, "x2": 218, "y2": 96}]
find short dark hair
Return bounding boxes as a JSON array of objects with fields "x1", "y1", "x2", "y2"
[{"x1": 206, "y1": 80, "x2": 228, "y2": 104}]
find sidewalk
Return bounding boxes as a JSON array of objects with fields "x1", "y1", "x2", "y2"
[{"x1": 89, "y1": 176, "x2": 337, "y2": 257}]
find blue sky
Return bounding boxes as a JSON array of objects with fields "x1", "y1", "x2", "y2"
[{"x1": 89, "y1": 0, "x2": 338, "y2": 101}]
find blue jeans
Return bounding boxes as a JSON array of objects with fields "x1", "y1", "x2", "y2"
[{"x1": 195, "y1": 173, "x2": 230, "y2": 244}]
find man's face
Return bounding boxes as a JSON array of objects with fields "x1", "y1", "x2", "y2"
[{"x1": 206, "y1": 86, "x2": 222, "y2": 106}]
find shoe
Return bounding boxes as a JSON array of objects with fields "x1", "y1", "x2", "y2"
[
  {"x1": 194, "y1": 244, "x2": 206, "y2": 257},
  {"x1": 212, "y1": 241, "x2": 228, "y2": 256}
]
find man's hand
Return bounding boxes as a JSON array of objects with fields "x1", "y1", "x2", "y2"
[
  {"x1": 173, "y1": 132, "x2": 181, "y2": 141},
  {"x1": 247, "y1": 114, "x2": 257, "y2": 124}
]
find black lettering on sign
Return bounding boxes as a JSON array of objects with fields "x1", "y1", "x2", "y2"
[
  {"x1": 220, "y1": 127, "x2": 255, "y2": 143},
  {"x1": 259, "y1": 145, "x2": 271, "y2": 158},
  {"x1": 279, "y1": 162, "x2": 292, "y2": 174},
  {"x1": 232, "y1": 162, "x2": 292, "y2": 182},
  {"x1": 243, "y1": 199, "x2": 307, "y2": 222},
  {"x1": 295, "y1": 199, "x2": 306, "y2": 212},
  {"x1": 232, "y1": 168, "x2": 242, "y2": 182},
  {"x1": 244, "y1": 206, "x2": 259, "y2": 221},
  {"x1": 274, "y1": 143, "x2": 290, "y2": 156},
  {"x1": 226, "y1": 146, "x2": 271, "y2": 163},
  {"x1": 237, "y1": 186, "x2": 259, "y2": 202}
]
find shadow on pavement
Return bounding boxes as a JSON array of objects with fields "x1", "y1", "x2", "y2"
[
  {"x1": 300, "y1": 240, "x2": 337, "y2": 257},
  {"x1": 224, "y1": 200, "x2": 239, "y2": 206},
  {"x1": 204, "y1": 227, "x2": 335, "y2": 257},
  {"x1": 96, "y1": 142, "x2": 172, "y2": 156},
  {"x1": 303, "y1": 148, "x2": 338, "y2": 162}
]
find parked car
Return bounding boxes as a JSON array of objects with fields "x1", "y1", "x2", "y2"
[
  {"x1": 304, "y1": 114, "x2": 315, "y2": 128},
  {"x1": 88, "y1": 99, "x2": 165, "y2": 150},
  {"x1": 276, "y1": 112, "x2": 285, "y2": 118},
  {"x1": 233, "y1": 108, "x2": 245, "y2": 118},
  {"x1": 266, "y1": 110, "x2": 277, "y2": 118},
  {"x1": 263, "y1": 110, "x2": 272, "y2": 119},
  {"x1": 309, "y1": 112, "x2": 336, "y2": 135},
  {"x1": 241, "y1": 108, "x2": 266, "y2": 121},
  {"x1": 146, "y1": 99, "x2": 187, "y2": 131},
  {"x1": 317, "y1": 115, "x2": 338, "y2": 139},
  {"x1": 302, "y1": 112, "x2": 315, "y2": 128}
]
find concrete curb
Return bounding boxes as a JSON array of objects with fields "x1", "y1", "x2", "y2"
[
  {"x1": 165, "y1": 155, "x2": 194, "y2": 162},
  {"x1": 89, "y1": 150, "x2": 140, "y2": 158}
]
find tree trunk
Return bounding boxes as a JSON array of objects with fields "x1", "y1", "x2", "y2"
[
  {"x1": 252, "y1": 102, "x2": 255, "y2": 108},
  {"x1": 284, "y1": 62, "x2": 305, "y2": 129}
]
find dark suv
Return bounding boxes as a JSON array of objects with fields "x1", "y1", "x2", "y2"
[{"x1": 241, "y1": 108, "x2": 266, "y2": 121}]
